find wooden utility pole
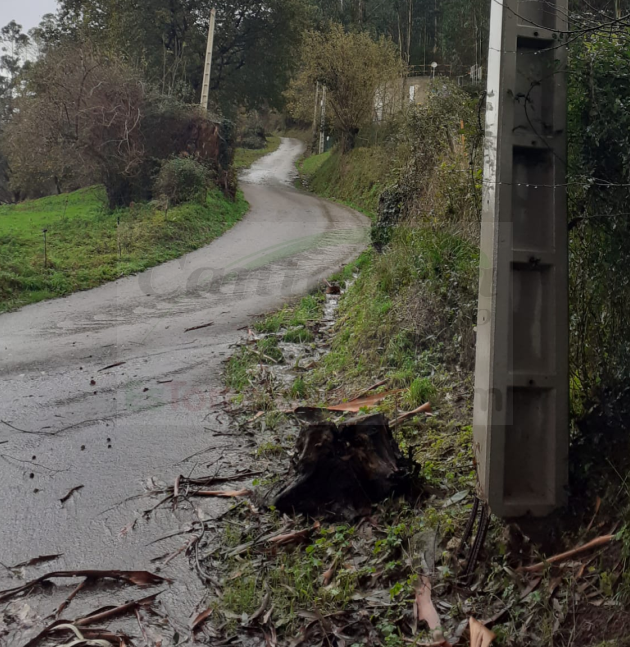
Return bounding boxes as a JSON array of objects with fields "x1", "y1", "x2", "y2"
[
  {"x1": 472, "y1": 0, "x2": 569, "y2": 517},
  {"x1": 200, "y1": 8, "x2": 217, "y2": 110}
]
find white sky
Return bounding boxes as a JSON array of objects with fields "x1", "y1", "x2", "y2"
[{"x1": 0, "y1": 0, "x2": 58, "y2": 34}]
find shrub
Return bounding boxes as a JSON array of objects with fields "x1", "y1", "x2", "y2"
[
  {"x1": 239, "y1": 125, "x2": 267, "y2": 150},
  {"x1": 154, "y1": 157, "x2": 210, "y2": 206},
  {"x1": 3, "y1": 43, "x2": 236, "y2": 208}
]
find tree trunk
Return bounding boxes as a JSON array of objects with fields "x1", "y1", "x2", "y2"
[
  {"x1": 273, "y1": 414, "x2": 418, "y2": 518},
  {"x1": 341, "y1": 127, "x2": 359, "y2": 154}
]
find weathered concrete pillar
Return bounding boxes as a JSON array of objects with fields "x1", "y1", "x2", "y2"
[{"x1": 473, "y1": 0, "x2": 569, "y2": 517}]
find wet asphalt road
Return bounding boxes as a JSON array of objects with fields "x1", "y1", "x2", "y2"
[{"x1": 0, "y1": 138, "x2": 369, "y2": 643}]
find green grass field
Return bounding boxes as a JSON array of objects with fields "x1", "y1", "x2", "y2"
[
  {"x1": 0, "y1": 185, "x2": 248, "y2": 312},
  {"x1": 234, "y1": 135, "x2": 282, "y2": 170}
]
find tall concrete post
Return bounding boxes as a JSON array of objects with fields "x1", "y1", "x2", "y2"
[
  {"x1": 313, "y1": 82, "x2": 320, "y2": 151},
  {"x1": 200, "y1": 8, "x2": 217, "y2": 110},
  {"x1": 319, "y1": 85, "x2": 327, "y2": 155},
  {"x1": 473, "y1": 0, "x2": 569, "y2": 517}
]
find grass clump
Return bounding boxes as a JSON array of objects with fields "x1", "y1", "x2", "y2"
[
  {"x1": 289, "y1": 377, "x2": 308, "y2": 400},
  {"x1": 255, "y1": 293, "x2": 324, "y2": 334},
  {"x1": 225, "y1": 347, "x2": 256, "y2": 391},
  {"x1": 0, "y1": 185, "x2": 248, "y2": 312},
  {"x1": 283, "y1": 327, "x2": 314, "y2": 344},
  {"x1": 225, "y1": 336, "x2": 286, "y2": 391}
]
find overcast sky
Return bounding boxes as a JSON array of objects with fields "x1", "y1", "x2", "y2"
[{"x1": 0, "y1": 0, "x2": 57, "y2": 34}]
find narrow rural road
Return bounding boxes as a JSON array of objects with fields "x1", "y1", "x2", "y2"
[{"x1": 0, "y1": 138, "x2": 369, "y2": 643}]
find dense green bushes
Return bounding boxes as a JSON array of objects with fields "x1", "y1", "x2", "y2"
[
  {"x1": 568, "y1": 32, "x2": 630, "y2": 415},
  {"x1": 154, "y1": 158, "x2": 210, "y2": 206},
  {"x1": 2, "y1": 43, "x2": 237, "y2": 209}
]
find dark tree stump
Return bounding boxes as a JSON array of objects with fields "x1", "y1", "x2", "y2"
[{"x1": 273, "y1": 414, "x2": 417, "y2": 517}]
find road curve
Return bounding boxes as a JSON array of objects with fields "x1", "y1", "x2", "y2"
[{"x1": 0, "y1": 138, "x2": 369, "y2": 643}]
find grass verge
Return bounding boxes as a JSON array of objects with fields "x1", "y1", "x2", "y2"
[
  {"x1": 0, "y1": 185, "x2": 248, "y2": 312},
  {"x1": 234, "y1": 135, "x2": 282, "y2": 170},
  {"x1": 213, "y1": 126, "x2": 630, "y2": 644},
  {"x1": 297, "y1": 147, "x2": 391, "y2": 218}
]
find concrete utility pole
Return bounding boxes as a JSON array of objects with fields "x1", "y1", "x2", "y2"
[
  {"x1": 200, "y1": 8, "x2": 217, "y2": 110},
  {"x1": 313, "y1": 82, "x2": 320, "y2": 149},
  {"x1": 473, "y1": 0, "x2": 569, "y2": 517},
  {"x1": 319, "y1": 85, "x2": 327, "y2": 155}
]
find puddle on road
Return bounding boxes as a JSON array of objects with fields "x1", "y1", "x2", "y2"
[{"x1": 0, "y1": 404, "x2": 258, "y2": 647}]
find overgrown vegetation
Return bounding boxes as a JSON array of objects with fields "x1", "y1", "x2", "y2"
[
  {"x1": 287, "y1": 24, "x2": 405, "y2": 151},
  {"x1": 568, "y1": 29, "x2": 630, "y2": 417},
  {"x1": 299, "y1": 148, "x2": 389, "y2": 216},
  {"x1": 218, "y1": 54, "x2": 630, "y2": 641},
  {"x1": 154, "y1": 157, "x2": 210, "y2": 206}
]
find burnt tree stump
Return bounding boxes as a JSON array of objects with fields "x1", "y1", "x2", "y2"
[{"x1": 273, "y1": 414, "x2": 417, "y2": 517}]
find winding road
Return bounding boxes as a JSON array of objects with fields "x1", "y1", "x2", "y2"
[{"x1": 0, "y1": 138, "x2": 369, "y2": 643}]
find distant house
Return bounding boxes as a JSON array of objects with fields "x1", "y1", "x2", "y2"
[{"x1": 375, "y1": 65, "x2": 483, "y2": 122}]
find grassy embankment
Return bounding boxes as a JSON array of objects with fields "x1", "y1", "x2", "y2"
[
  {"x1": 233, "y1": 135, "x2": 282, "y2": 170},
  {"x1": 216, "y1": 131, "x2": 490, "y2": 644},
  {"x1": 297, "y1": 145, "x2": 388, "y2": 217},
  {"x1": 0, "y1": 186, "x2": 249, "y2": 313},
  {"x1": 0, "y1": 139, "x2": 286, "y2": 313},
  {"x1": 217, "y1": 103, "x2": 630, "y2": 644}
]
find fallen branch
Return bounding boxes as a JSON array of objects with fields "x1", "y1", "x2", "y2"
[
  {"x1": 185, "y1": 322, "x2": 214, "y2": 333},
  {"x1": 325, "y1": 389, "x2": 403, "y2": 413},
  {"x1": 9, "y1": 554, "x2": 63, "y2": 569},
  {"x1": 519, "y1": 534, "x2": 616, "y2": 573},
  {"x1": 60, "y1": 485, "x2": 84, "y2": 505},
  {"x1": 585, "y1": 496, "x2": 602, "y2": 534},
  {"x1": 391, "y1": 402, "x2": 432, "y2": 427},
  {"x1": 24, "y1": 597, "x2": 159, "y2": 647},
  {"x1": 268, "y1": 522, "x2": 321, "y2": 547},
  {"x1": 23, "y1": 622, "x2": 129, "y2": 647},
  {"x1": 75, "y1": 592, "x2": 160, "y2": 626},
  {"x1": 56, "y1": 578, "x2": 88, "y2": 618},
  {"x1": 352, "y1": 379, "x2": 388, "y2": 400},
  {"x1": 194, "y1": 489, "x2": 252, "y2": 498},
  {"x1": 1, "y1": 418, "x2": 113, "y2": 437},
  {"x1": 163, "y1": 535, "x2": 200, "y2": 566},
  {"x1": 0, "y1": 570, "x2": 168, "y2": 602},
  {"x1": 98, "y1": 361, "x2": 126, "y2": 372},
  {"x1": 173, "y1": 471, "x2": 263, "y2": 489}
]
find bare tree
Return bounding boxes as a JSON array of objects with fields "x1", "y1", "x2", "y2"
[{"x1": 4, "y1": 42, "x2": 146, "y2": 207}]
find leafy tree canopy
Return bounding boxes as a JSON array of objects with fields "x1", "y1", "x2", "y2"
[
  {"x1": 287, "y1": 24, "x2": 405, "y2": 151},
  {"x1": 35, "y1": 0, "x2": 312, "y2": 114}
]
